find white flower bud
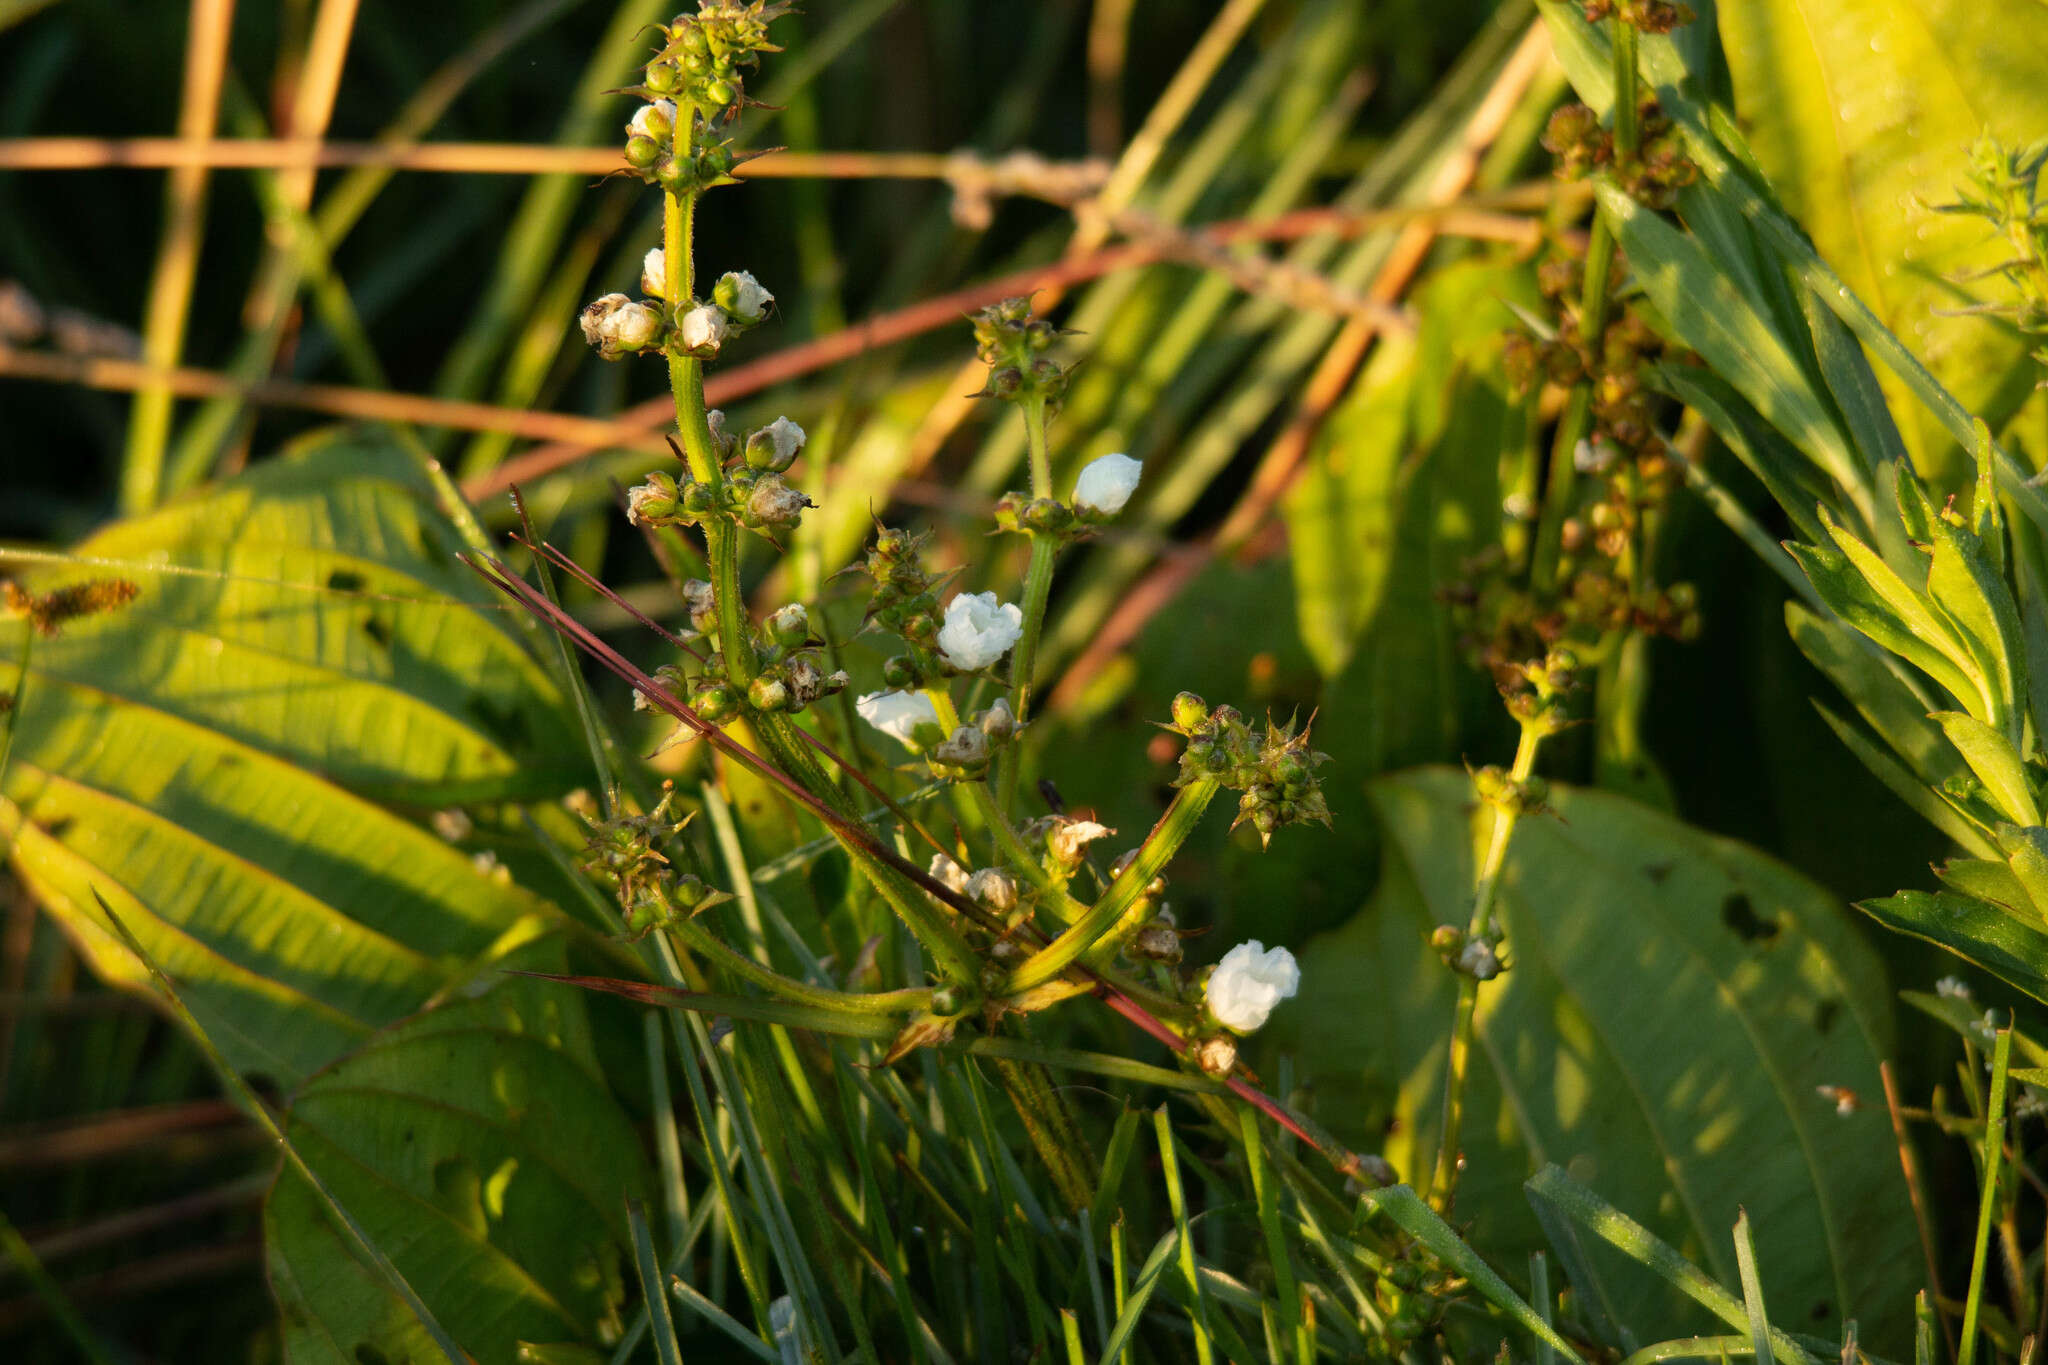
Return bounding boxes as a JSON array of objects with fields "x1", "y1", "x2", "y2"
[
  {"x1": 928, "y1": 852, "x2": 970, "y2": 896},
  {"x1": 978, "y1": 696, "x2": 1018, "y2": 742},
  {"x1": 580, "y1": 293, "x2": 663, "y2": 360},
  {"x1": 717, "y1": 269, "x2": 774, "y2": 323},
  {"x1": 1206, "y1": 940, "x2": 1299, "y2": 1034},
  {"x1": 1048, "y1": 818, "x2": 1112, "y2": 866},
  {"x1": 679, "y1": 303, "x2": 729, "y2": 354},
  {"x1": 857, "y1": 689, "x2": 941, "y2": 747},
  {"x1": 1195, "y1": 1034, "x2": 1238, "y2": 1077},
  {"x1": 629, "y1": 100, "x2": 677, "y2": 141},
  {"x1": 1573, "y1": 436, "x2": 1616, "y2": 474},
  {"x1": 642, "y1": 247, "x2": 667, "y2": 299},
  {"x1": 1456, "y1": 939, "x2": 1502, "y2": 981},
  {"x1": 1073, "y1": 452, "x2": 1143, "y2": 517},
  {"x1": 765, "y1": 415, "x2": 805, "y2": 467},
  {"x1": 966, "y1": 867, "x2": 1018, "y2": 913},
  {"x1": 1936, "y1": 975, "x2": 1972, "y2": 1000},
  {"x1": 746, "y1": 473, "x2": 811, "y2": 527},
  {"x1": 934, "y1": 724, "x2": 990, "y2": 769},
  {"x1": 936, "y1": 590, "x2": 1024, "y2": 672}
]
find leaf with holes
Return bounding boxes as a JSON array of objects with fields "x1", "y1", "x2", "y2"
[
  {"x1": 1, "y1": 440, "x2": 583, "y2": 1086},
  {"x1": 266, "y1": 937, "x2": 650, "y2": 1364},
  {"x1": 1269, "y1": 769, "x2": 1918, "y2": 1349},
  {"x1": 9, "y1": 435, "x2": 583, "y2": 805}
]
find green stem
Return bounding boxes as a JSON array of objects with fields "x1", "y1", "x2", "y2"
[
  {"x1": 1610, "y1": 20, "x2": 1640, "y2": 158},
  {"x1": 1529, "y1": 217, "x2": 1616, "y2": 592},
  {"x1": 1005, "y1": 779, "x2": 1220, "y2": 994},
  {"x1": 660, "y1": 171, "x2": 972, "y2": 983},
  {"x1": 998, "y1": 396, "x2": 1061, "y2": 816},
  {"x1": 1429, "y1": 723, "x2": 1543, "y2": 1211},
  {"x1": 670, "y1": 914, "x2": 932, "y2": 1017}
]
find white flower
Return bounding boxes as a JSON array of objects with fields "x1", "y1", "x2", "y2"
[
  {"x1": 579, "y1": 293, "x2": 662, "y2": 359},
  {"x1": 1936, "y1": 976, "x2": 1972, "y2": 1000},
  {"x1": 680, "y1": 303, "x2": 728, "y2": 353},
  {"x1": 1073, "y1": 452, "x2": 1143, "y2": 517},
  {"x1": 642, "y1": 247, "x2": 667, "y2": 298},
  {"x1": 628, "y1": 100, "x2": 677, "y2": 140},
  {"x1": 765, "y1": 415, "x2": 805, "y2": 463},
  {"x1": 1048, "y1": 818, "x2": 1111, "y2": 866},
  {"x1": 1573, "y1": 436, "x2": 1615, "y2": 475},
  {"x1": 928, "y1": 852, "x2": 970, "y2": 896},
  {"x1": 856, "y1": 689, "x2": 940, "y2": 747},
  {"x1": 1206, "y1": 940, "x2": 1300, "y2": 1034},
  {"x1": 718, "y1": 269, "x2": 774, "y2": 323},
  {"x1": 936, "y1": 591, "x2": 1023, "y2": 671}
]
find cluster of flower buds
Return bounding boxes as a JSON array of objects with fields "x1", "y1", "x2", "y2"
[
  {"x1": 971, "y1": 296, "x2": 1072, "y2": 408},
  {"x1": 1539, "y1": 98, "x2": 1698, "y2": 211},
  {"x1": 854, "y1": 524, "x2": 1026, "y2": 689},
  {"x1": 856, "y1": 690, "x2": 1021, "y2": 780},
  {"x1": 1581, "y1": 0, "x2": 1695, "y2": 32},
  {"x1": 1166, "y1": 692, "x2": 1332, "y2": 847},
  {"x1": 1430, "y1": 924, "x2": 1506, "y2": 981},
  {"x1": 578, "y1": 784, "x2": 723, "y2": 937},
  {"x1": 990, "y1": 451, "x2": 1146, "y2": 544},
  {"x1": 642, "y1": 3, "x2": 790, "y2": 126},
  {"x1": 1497, "y1": 646, "x2": 1579, "y2": 738},
  {"x1": 625, "y1": 410, "x2": 812, "y2": 537}
]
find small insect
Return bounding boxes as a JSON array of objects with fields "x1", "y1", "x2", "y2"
[{"x1": 1815, "y1": 1084, "x2": 1861, "y2": 1117}]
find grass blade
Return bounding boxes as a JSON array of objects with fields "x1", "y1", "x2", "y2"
[
  {"x1": 1960, "y1": 1022, "x2": 2013, "y2": 1365},
  {"x1": 1734, "y1": 1210, "x2": 1776, "y2": 1365},
  {"x1": 1372, "y1": 1183, "x2": 1585, "y2": 1362},
  {"x1": 1153, "y1": 1106, "x2": 1215, "y2": 1365},
  {"x1": 629, "y1": 1199, "x2": 687, "y2": 1365}
]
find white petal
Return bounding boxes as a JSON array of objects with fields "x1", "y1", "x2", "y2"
[{"x1": 1074, "y1": 452, "x2": 1143, "y2": 516}]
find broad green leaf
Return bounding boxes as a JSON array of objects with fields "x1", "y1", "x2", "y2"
[
  {"x1": 1932, "y1": 712, "x2": 2039, "y2": 827},
  {"x1": 1924, "y1": 516, "x2": 2028, "y2": 744},
  {"x1": 1783, "y1": 537, "x2": 1979, "y2": 717},
  {"x1": 1813, "y1": 702, "x2": 1994, "y2": 857},
  {"x1": 1595, "y1": 182, "x2": 1867, "y2": 515},
  {"x1": 1784, "y1": 604, "x2": 1959, "y2": 790},
  {"x1": 1716, "y1": 0, "x2": 2048, "y2": 477},
  {"x1": 1934, "y1": 859, "x2": 2039, "y2": 922},
  {"x1": 1860, "y1": 889, "x2": 2048, "y2": 1004},
  {"x1": 1274, "y1": 769, "x2": 1917, "y2": 1347},
  {"x1": 267, "y1": 942, "x2": 650, "y2": 1365},
  {"x1": 10, "y1": 437, "x2": 582, "y2": 806}
]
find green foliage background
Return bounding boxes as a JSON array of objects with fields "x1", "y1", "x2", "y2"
[{"x1": 4, "y1": 0, "x2": 2048, "y2": 1360}]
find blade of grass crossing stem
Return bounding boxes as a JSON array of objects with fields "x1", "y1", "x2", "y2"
[
  {"x1": 629, "y1": 1200, "x2": 688, "y2": 1365},
  {"x1": 645, "y1": 1012, "x2": 690, "y2": 1249},
  {"x1": 1098, "y1": 1227, "x2": 1181, "y2": 1365},
  {"x1": 512, "y1": 488, "x2": 621, "y2": 814},
  {"x1": 89, "y1": 892, "x2": 464, "y2": 1365},
  {"x1": 1734, "y1": 1210, "x2": 1777, "y2": 1365},
  {"x1": 1241, "y1": 1106, "x2": 1308, "y2": 1364},
  {"x1": 1110, "y1": 1217, "x2": 1130, "y2": 1365},
  {"x1": 1154, "y1": 1106, "x2": 1216, "y2": 1365},
  {"x1": 1526, "y1": 1165, "x2": 1814, "y2": 1365},
  {"x1": 668, "y1": 1274, "x2": 780, "y2": 1362},
  {"x1": 684, "y1": 1012, "x2": 837, "y2": 1355},
  {"x1": 610, "y1": 1171, "x2": 729, "y2": 1365},
  {"x1": 670, "y1": 1006, "x2": 775, "y2": 1334},
  {"x1": 1533, "y1": 1252, "x2": 1556, "y2": 1365},
  {"x1": 1963, "y1": 1024, "x2": 2014, "y2": 1365},
  {"x1": 1371, "y1": 1184, "x2": 1586, "y2": 1362},
  {"x1": 1090, "y1": 1106, "x2": 1144, "y2": 1238},
  {"x1": 0, "y1": 1202, "x2": 119, "y2": 1365}
]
